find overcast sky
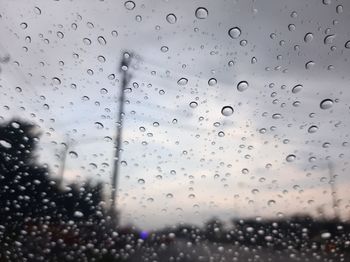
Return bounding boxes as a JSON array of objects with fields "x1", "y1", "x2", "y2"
[{"x1": 1, "y1": 0, "x2": 350, "y2": 229}]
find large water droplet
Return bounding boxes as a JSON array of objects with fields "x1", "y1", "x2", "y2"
[
  {"x1": 189, "y1": 101, "x2": 198, "y2": 108},
  {"x1": 95, "y1": 122, "x2": 104, "y2": 129},
  {"x1": 286, "y1": 154, "x2": 296, "y2": 162},
  {"x1": 228, "y1": 27, "x2": 241, "y2": 39},
  {"x1": 0, "y1": 140, "x2": 12, "y2": 149},
  {"x1": 97, "y1": 36, "x2": 106, "y2": 45},
  {"x1": 195, "y1": 7, "x2": 208, "y2": 19},
  {"x1": 237, "y1": 81, "x2": 249, "y2": 92},
  {"x1": 208, "y1": 78, "x2": 217, "y2": 86},
  {"x1": 166, "y1": 13, "x2": 177, "y2": 24},
  {"x1": 324, "y1": 34, "x2": 336, "y2": 45},
  {"x1": 345, "y1": 41, "x2": 350, "y2": 49},
  {"x1": 292, "y1": 84, "x2": 302, "y2": 94},
  {"x1": 138, "y1": 178, "x2": 145, "y2": 184},
  {"x1": 308, "y1": 125, "x2": 318, "y2": 133},
  {"x1": 69, "y1": 151, "x2": 78, "y2": 159},
  {"x1": 221, "y1": 106, "x2": 234, "y2": 116},
  {"x1": 83, "y1": 38, "x2": 92, "y2": 45},
  {"x1": 320, "y1": 99, "x2": 333, "y2": 109},
  {"x1": 305, "y1": 61, "x2": 315, "y2": 70},
  {"x1": 304, "y1": 32, "x2": 314, "y2": 43},
  {"x1": 177, "y1": 78, "x2": 188, "y2": 86},
  {"x1": 124, "y1": 1, "x2": 136, "y2": 10}
]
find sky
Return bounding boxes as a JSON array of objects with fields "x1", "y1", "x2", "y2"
[{"x1": 0, "y1": 0, "x2": 350, "y2": 229}]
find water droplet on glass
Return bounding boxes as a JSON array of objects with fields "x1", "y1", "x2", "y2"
[
  {"x1": 74, "y1": 211, "x2": 84, "y2": 218},
  {"x1": 160, "y1": 46, "x2": 169, "y2": 53},
  {"x1": 57, "y1": 31, "x2": 64, "y2": 39},
  {"x1": 305, "y1": 61, "x2": 315, "y2": 70},
  {"x1": 166, "y1": 13, "x2": 177, "y2": 24},
  {"x1": 177, "y1": 78, "x2": 188, "y2": 86},
  {"x1": 195, "y1": 7, "x2": 208, "y2": 19},
  {"x1": 336, "y1": 5, "x2": 343, "y2": 14},
  {"x1": 292, "y1": 84, "x2": 302, "y2": 94},
  {"x1": 322, "y1": 0, "x2": 331, "y2": 5},
  {"x1": 286, "y1": 154, "x2": 296, "y2": 162},
  {"x1": 288, "y1": 24, "x2": 296, "y2": 31},
  {"x1": 237, "y1": 81, "x2": 249, "y2": 92},
  {"x1": 95, "y1": 122, "x2": 104, "y2": 129},
  {"x1": 69, "y1": 151, "x2": 78, "y2": 159},
  {"x1": 345, "y1": 41, "x2": 350, "y2": 49},
  {"x1": 124, "y1": 1, "x2": 136, "y2": 10},
  {"x1": 267, "y1": 200, "x2": 276, "y2": 206},
  {"x1": 218, "y1": 131, "x2": 225, "y2": 137},
  {"x1": 138, "y1": 178, "x2": 145, "y2": 184},
  {"x1": 304, "y1": 32, "x2": 314, "y2": 43},
  {"x1": 97, "y1": 36, "x2": 106, "y2": 45},
  {"x1": 166, "y1": 193, "x2": 173, "y2": 199},
  {"x1": 20, "y1": 22, "x2": 28, "y2": 29},
  {"x1": 308, "y1": 125, "x2": 318, "y2": 133},
  {"x1": 34, "y1": 7, "x2": 41, "y2": 15},
  {"x1": 321, "y1": 232, "x2": 331, "y2": 239},
  {"x1": 83, "y1": 38, "x2": 92, "y2": 45},
  {"x1": 320, "y1": 99, "x2": 333, "y2": 109},
  {"x1": 189, "y1": 101, "x2": 198, "y2": 108},
  {"x1": 52, "y1": 77, "x2": 61, "y2": 85},
  {"x1": 0, "y1": 140, "x2": 12, "y2": 149},
  {"x1": 228, "y1": 27, "x2": 241, "y2": 39},
  {"x1": 208, "y1": 78, "x2": 217, "y2": 86},
  {"x1": 324, "y1": 34, "x2": 336, "y2": 45},
  {"x1": 221, "y1": 106, "x2": 234, "y2": 116}
]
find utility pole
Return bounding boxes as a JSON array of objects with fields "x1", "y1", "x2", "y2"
[
  {"x1": 328, "y1": 162, "x2": 340, "y2": 220},
  {"x1": 58, "y1": 139, "x2": 70, "y2": 184},
  {"x1": 110, "y1": 52, "x2": 132, "y2": 220}
]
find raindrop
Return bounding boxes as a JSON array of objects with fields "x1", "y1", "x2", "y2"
[
  {"x1": 74, "y1": 211, "x2": 84, "y2": 218},
  {"x1": 189, "y1": 101, "x2": 198, "y2": 108},
  {"x1": 160, "y1": 46, "x2": 169, "y2": 52},
  {"x1": 221, "y1": 106, "x2": 234, "y2": 116},
  {"x1": 83, "y1": 38, "x2": 92, "y2": 45},
  {"x1": 95, "y1": 122, "x2": 104, "y2": 129},
  {"x1": 321, "y1": 232, "x2": 331, "y2": 239},
  {"x1": 251, "y1": 57, "x2": 257, "y2": 64},
  {"x1": 111, "y1": 30, "x2": 118, "y2": 37},
  {"x1": 320, "y1": 99, "x2": 333, "y2": 109},
  {"x1": 308, "y1": 125, "x2": 318, "y2": 133},
  {"x1": 324, "y1": 34, "x2": 336, "y2": 45},
  {"x1": 336, "y1": 5, "x2": 343, "y2": 14},
  {"x1": 20, "y1": 22, "x2": 28, "y2": 29},
  {"x1": 305, "y1": 61, "x2": 315, "y2": 70},
  {"x1": 237, "y1": 81, "x2": 249, "y2": 92},
  {"x1": 69, "y1": 151, "x2": 78, "y2": 158},
  {"x1": 166, "y1": 193, "x2": 173, "y2": 199},
  {"x1": 57, "y1": 31, "x2": 64, "y2": 39},
  {"x1": 52, "y1": 77, "x2": 61, "y2": 85},
  {"x1": 286, "y1": 154, "x2": 296, "y2": 162},
  {"x1": 100, "y1": 88, "x2": 108, "y2": 94},
  {"x1": 267, "y1": 200, "x2": 276, "y2": 206},
  {"x1": 138, "y1": 179, "x2": 145, "y2": 184},
  {"x1": 124, "y1": 1, "x2": 136, "y2": 10},
  {"x1": 292, "y1": 84, "x2": 302, "y2": 94},
  {"x1": 208, "y1": 78, "x2": 217, "y2": 86},
  {"x1": 34, "y1": 7, "x2": 41, "y2": 15},
  {"x1": 97, "y1": 55, "x2": 106, "y2": 63},
  {"x1": 322, "y1": 0, "x2": 331, "y2": 5},
  {"x1": 195, "y1": 7, "x2": 208, "y2": 19},
  {"x1": 288, "y1": 24, "x2": 296, "y2": 31},
  {"x1": 345, "y1": 41, "x2": 350, "y2": 49},
  {"x1": 228, "y1": 27, "x2": 241, "y2": 39},
  {"x1": 304, "y1": 32, "x2": 314, "y2": 43},
  {"x1": 15, "y1": 86, "x2": 22, "y2": 93},
  {"x1": 97, "y1": 36, "x2": 106, "y2": 45},
  {"x1": 177, "y1": 78, "x2": 188, "y2": 86},
  {"x1": 166, "y1": 13, "x2": 177, "y2": 24},
  {"x1": 218, "y1": 131, "x2": 225, "y2": 137},
  {"x1": 0, "y1": 140, "x2": 12, "y2": 149}
]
